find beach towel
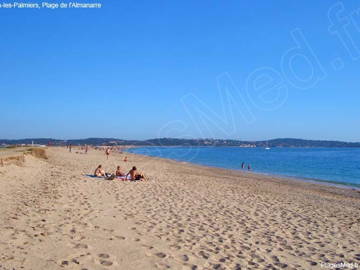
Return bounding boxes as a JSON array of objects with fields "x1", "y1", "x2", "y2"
[
  {"x1": 116, "y1": 175, "x2": 144, "y2": 181},
  {"x1": 85, "y1": 174, "x2": 114, "y2": 180},
  {"x1": 85, "y1": 174, "x2": 103, "y2": 178},
  {"x1": 116, "y1": 175, "x2": 131, "y2": 180}
]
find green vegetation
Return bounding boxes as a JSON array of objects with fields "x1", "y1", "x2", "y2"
[{"x1": 1, "y1": 138, "x2": 359, "y2": 148}]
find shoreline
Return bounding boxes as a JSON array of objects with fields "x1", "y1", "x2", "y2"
[
  {"x1": 125, "y1": 147, "x2": 360, "y2": 191},
  {"x1": 123, "y1": 150, "x2": 360, "y2": 200}
]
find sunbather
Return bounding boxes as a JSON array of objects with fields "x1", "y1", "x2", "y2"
[
  {"x1": 126, "y1": 166, "x2": 146, "y2": 181},
  {"x1": 115, "y1": 166, "x2": 125, "y2": 177},
  {"x1": 94, "y1": 165, "x2": 105, "y2": 177}
]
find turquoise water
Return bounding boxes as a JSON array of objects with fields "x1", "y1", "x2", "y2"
[{"x1": 127, "y1": 147, "x2": 360, "y2": 188}]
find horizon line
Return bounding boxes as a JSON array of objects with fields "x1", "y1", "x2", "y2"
[{"x1": 0, "y1": 137, "x2": 359, "y2": 144}]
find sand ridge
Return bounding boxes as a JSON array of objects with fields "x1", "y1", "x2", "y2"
[{"x1": 0, "y1": 147, "x2": 359, "y2": 270}]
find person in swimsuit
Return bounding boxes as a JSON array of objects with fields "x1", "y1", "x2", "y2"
[
  {"x1": 126, "y1": 166, "x2": 146, "y2": 181},
  {"x1": 105, "y1": 148, "x2": 110, "y2": 159},
  {"x1": 94, "y1": 165, "x2": 105, "y2": 177},
  {"x1": 115, "y1": 166, "x2": 125, "y2": 177}
]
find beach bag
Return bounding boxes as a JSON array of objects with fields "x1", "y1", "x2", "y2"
[
  {"x1": 135, "y1": 174, "x2": 143, "y2": 180},
  {"x1": 105, "y1": 173, "x2": 115, "y2": 180}
]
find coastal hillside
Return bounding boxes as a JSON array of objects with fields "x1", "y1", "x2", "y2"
[{"x1": 1, "y1": 138, "x2": 360, "y2": 148}]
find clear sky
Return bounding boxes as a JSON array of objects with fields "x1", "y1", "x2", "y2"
[{"x1": 1, "y1": 1, "x2": 359, "y2": 141}]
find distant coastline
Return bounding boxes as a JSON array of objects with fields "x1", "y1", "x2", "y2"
[{"x1": 1, "y1": 137, "x2": 360, "y2": 148}]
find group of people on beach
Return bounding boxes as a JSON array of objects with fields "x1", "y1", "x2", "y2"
[
  {"x1": 94, "y1": 165, "x2": 146, "y2": 181},
  {"x1": 65, "y1": 144, "x2": 145, "y2": 181},
  {"x1": 67, "y1": 144, "x2": 128, "y2": 157}
]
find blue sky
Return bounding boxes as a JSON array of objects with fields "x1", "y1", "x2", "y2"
[{"x1": 1, "y1": 1, "x2": 360, "y2": 141}]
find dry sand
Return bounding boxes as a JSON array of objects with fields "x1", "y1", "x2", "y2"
[{"x1": 0, "y1": 147, "x2": 359, "y2": 270}]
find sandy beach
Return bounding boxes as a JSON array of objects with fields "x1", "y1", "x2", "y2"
[{"x1": 0, "y1": 147, "x2": 359, "y2": 270}]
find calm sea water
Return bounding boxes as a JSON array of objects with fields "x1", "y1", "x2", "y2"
[{"x1": 127, "y1": 147, "x2": 360, "y2": 188}]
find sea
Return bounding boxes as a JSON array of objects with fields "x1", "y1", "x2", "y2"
[{"x1": 127, "y1": 147, "x2": 360, "y2": 188}]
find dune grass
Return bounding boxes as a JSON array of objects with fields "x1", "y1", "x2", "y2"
[{"x1": 25, "y1": 148, "x2": 48, "y2": 159}]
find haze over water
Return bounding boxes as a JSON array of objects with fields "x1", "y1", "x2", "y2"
[{"x1": 128, "y1": 147, "x2": 360, "y2": 188}]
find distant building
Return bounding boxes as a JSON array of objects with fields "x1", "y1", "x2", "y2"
[{"x1": 239, "y1": 144, "x2": 256, "y2": 148}]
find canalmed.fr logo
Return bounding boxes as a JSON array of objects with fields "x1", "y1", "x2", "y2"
[{"x1": 320, "y1": 262, "x2": 359, "y2": 269}]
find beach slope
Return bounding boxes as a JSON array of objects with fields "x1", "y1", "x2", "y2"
[{"x1": 0, "y1": 147, "x2": 359, "y2": 269}]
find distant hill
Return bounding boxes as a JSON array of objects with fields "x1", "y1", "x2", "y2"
[
  {"x1": 264, "y1": 138, "x2": 360, "y2": 148},
  {"x1": 1, "y1": 137, "x2": 360, "y2": 148}
]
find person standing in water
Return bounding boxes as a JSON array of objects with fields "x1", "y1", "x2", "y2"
[
  {"x1": 241, "y1": 162, "x2": 245, "y2": 169},
  {"x1": 247, "y1": 164, "x2": 251, "y2": 171}
]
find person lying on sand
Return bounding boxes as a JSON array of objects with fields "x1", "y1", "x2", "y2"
[
  {"x1": 94, "y1": 165, "x2": 105, "y2": 177},
  {"x1": 126, "y1": 166, "x2": 146, "y2": 181},
  {"x1": 115, "y1": 166, "x2": 125, "y2": 177}
]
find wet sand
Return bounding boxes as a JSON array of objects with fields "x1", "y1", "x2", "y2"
[{"x1": 0, "y1": 147, "x2": 359, "y2": 270}]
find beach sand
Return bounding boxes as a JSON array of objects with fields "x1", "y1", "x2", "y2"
[{"x1": 0, "y1": 147, "x2": 359, "y2": 270}]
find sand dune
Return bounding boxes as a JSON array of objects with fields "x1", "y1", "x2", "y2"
[{"x1": 0, "y1": 147, "x2": 359, "y2": 270}]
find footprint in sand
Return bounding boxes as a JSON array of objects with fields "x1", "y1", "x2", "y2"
[
  {"x1": 97, "y1": 253, "x2": 115, "y2": 267},
  {"x1": 98, "y1": 253, "x2": 110, "y2": 259},
  {"x1": 61, "y1": 260, "x2": 69, "y2": 266},
  {"x1": 74, "y1": 243, "x2": 89, "y2": 249},
  {"x1": 180, "y1": 254, "x2": 189, "y2": 262},
  {"x1": 155, "y1": 252, "x2": 167, "y2": 258},
  {"x1": 100, "y1": 260, "x2": 113, "y2": 266}
]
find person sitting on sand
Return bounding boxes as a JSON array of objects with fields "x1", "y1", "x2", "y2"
[
  {"x1": 115, "y1": 166, "x2": 125, "y2": 177},
  {"x1": 94, "y1": 165, "x2": 105, "y2": 177},
  {"x1": 126, "y1": 166, "x2": 146, "y2": 181}
]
